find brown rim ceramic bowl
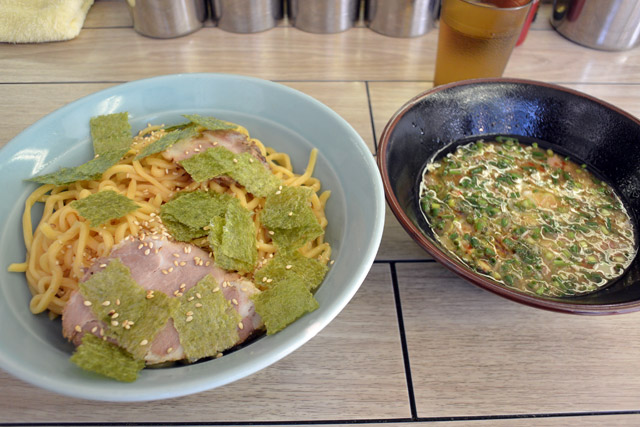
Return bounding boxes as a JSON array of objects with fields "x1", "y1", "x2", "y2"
[{"x1": 377, "y1": 78, "x2": 640, "y2": 315}]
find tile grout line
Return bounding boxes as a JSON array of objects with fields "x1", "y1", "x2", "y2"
[
  {"x1": 364, "y1": 81, "x2": 378, "y2": 155},
  {"x1": 10, "y1": 411, "x2": 640, "y2": 426},
  {"x1": 389, "y1": 262, "x2": 419, "y2": 420}
]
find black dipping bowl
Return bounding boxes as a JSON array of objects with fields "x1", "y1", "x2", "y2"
[{"x1": 378, "y1": 78, "x2": 640, "y2": 315}]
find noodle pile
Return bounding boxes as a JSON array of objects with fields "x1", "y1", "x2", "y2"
[{"x1": 9, "y1": 123, "x2": 331, "y2": 317}]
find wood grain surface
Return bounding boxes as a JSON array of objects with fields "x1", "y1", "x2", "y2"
[{"x1": 2, "y1": 1, "x2": 640, "y2": 426}]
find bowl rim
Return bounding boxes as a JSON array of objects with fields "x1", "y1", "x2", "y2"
[{"x1": 377, "y1": 77, "x2": 640, "y2": 315}]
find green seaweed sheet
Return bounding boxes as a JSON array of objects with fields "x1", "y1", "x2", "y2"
[
  {"x1": 255, "y1": 250, "x2": 328, "y2": 292},
  {"x1": 159, "y1": 190, "x2": 233, "y2": 241},
  {"x1": 79, "y1": 259, "x2": 175, "y2": 360},
  {"x1": 70, "y1": 334, "x2": 144, "y2": 382},
  {"x1": 183, "y1": 114, "x2": 237, "y2": 132},
  {"x1": 179, "y1": 147, "x2": 280, "y2": 197},
  {"x1": 253, "y1": 278, "x2": 319, "y2": 335},
  {"x1": 207, "y1": 199, "x2": 257, "y2": 273},
  {"x1": 71, "y1": 190, "x2": 139, "y2": 227},
  {"x1": 171, "y1": 275, "x2": 241, "y2": 361},
  {"x1": 90, "y1": 112, "x2": 132, "y2": 156},
  {"x1": 260, "y1": 186, "x2": 323, "y2": 250},
  {"x1": 29, "y1": 148, "x2": 130, "y2": 185}
]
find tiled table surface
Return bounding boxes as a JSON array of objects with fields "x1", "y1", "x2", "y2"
[{"x1": 2, "y1": 1, "x2": 640, "y2": 426}]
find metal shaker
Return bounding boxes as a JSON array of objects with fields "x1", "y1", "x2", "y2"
[
  {"x1": 365, "y1": 0, "x2": 440, "y2": 37},
  {"x1": 212, "y1": 0, "x2": 283, "y2": 33},
  {"x1": 127, "y1": 0, "x2": 207, "y2": 38},
  {"x1": 288, "y1": 0, "x2": 361, "y2": 34},
  {"x1": 551, "y1": 0, "x2": 640, "y2": 51}
]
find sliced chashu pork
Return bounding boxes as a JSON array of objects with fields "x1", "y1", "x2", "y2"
[
  {"x1": 163, "y1": 129, "x2": 269, "y2": 165},
  {"x1": 62, "y1": 235, "x2": 263, "y2": 364}
]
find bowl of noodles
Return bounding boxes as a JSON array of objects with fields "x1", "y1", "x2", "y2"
[{"x1": 0, "y1": 73, "x2": 384, "y2": 401}]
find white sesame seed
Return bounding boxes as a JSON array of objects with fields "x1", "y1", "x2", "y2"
[
  {"x1": 102, "y1": 300, "x2": 111, "y2": 306},
  {"x1": 74, "y1": 325, "x2": 82, "y2": 333},
  {"x1": 83, "y1": 300, "x2": 92, "y2": 306},
  {"x1": 111, "y1": 320, "x2": 119, "y2": 326},
  {"x1": 167, "y1": 347, "x2": 173, "y2": 354},
  {"x1": 238, "y1": 322, "x2": 244, "y2": 330},
  {"x1": 187, "y1": 296, "x2": 195, "y2": 301},
  {"x1": 140, "y1": 339, "x2": 149, "y2": 346},
  {"x1": 195, "y1": 303, "x2": 203, "y2": 308},
  {"x1": 144, "y1": 249, "x2": 151, "y2": 255},
  {"x1": 91, "y1": 326, "x2": 98, "y2": 333},
  {"x1": 285, "y1": 264, "x2": 292, "y2": 270},
  {"x1": 186, "y1": 316, "x2": 193, "y2": 323},
  {"x1": 232, "y1": 298, "x2": 238, "y2": 305}
]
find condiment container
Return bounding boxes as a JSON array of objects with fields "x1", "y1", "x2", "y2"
[
  {"x1": 212, "y1": 0, "x2": 282, "y2": 33},
  {"x1": 288, "y1": 0, "x2": 361, "y2": 34},
  {"x1": 365, "y1": 0, "x2": 440, "y2": 38},
  {"x1": 127, "y1": 0, "x2": 207, "y2": 38},
  {"x1": 551, "y1": 0, "x2": 640, "y2": 51}
]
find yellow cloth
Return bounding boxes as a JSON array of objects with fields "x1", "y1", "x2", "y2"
[{"x1": 0, "y1": 0, "x2": 94, "y2": 43}]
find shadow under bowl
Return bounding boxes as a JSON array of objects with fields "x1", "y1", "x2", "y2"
[{"x1": 377, "y1": 78, "x2": 640, "y2": 315}]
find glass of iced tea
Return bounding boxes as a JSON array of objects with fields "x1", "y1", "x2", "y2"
[{"x1": 433, "y1": 0, "x2": 532, "y2": 86}]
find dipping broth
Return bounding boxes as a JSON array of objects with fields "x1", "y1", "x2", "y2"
[{"x1": 419, "y1": 137, "x2": 636, "y2": 297}]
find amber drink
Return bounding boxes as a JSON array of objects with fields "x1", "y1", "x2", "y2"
[{"x1": 433, "y1": 0, "x2": 532, "y2": 86}]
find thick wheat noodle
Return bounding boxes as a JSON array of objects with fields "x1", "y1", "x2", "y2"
[{"x1": 10, "y1": 126, "x2": 331, "y2": 317}]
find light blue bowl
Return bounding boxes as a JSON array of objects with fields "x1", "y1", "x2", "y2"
[{"x1": 0, "y1": 74, "x2": 385, "y2": 401}]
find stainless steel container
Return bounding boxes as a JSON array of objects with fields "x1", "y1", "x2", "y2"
[
  {"x1": 551, "y1": 0, "x2": 640, "y2": 51},
  {"x1": 365, "y1": 0, "x2": 440, "y2": 38},
  {"x1": 127, "y1": 0, "x2": 207, "y2": 38},
  {"x1": 213, "y1": 0, "x2": 282, "y2": 33},
  {"x1": 288, "y1": 0, "x2": 361, "y2": 34}
]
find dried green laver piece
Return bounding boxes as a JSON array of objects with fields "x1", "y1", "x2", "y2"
[
  {"x1": 207, "y1": 198, "x2": 257, "y2": 273},
  {"x1": 171, "y1": 274, "x2": 241, "y2": 361},
  {"x1": 179, "y1": 146, "x2": 234, "y2": 182},
  {"x1": 160, "y1": 190, "x2": 233, "y2": 241},
  {"x1": 182, "y1": 114, "x2": 237, "y2": 132},
  {"x1": 260, "y1": 186, "x2": 323, "y2": 250},
  {"x1": 71, "y1": 190, "x2": 139, "y2": 227},
  {"x1": 255, "y1": 250, "x2": 328, "y2": 292},
  {"x1": 252, "y1": 278, "x2": 319, "y2": 335},
  {"x1": 29, "y1": 147, "x2": 129, "y2": 185},
  {"x1": 90, "y1": 112, "x2": 132, "y2": 156},
  {"x1": 70, "y1": 334, "x2": 144, "y2": 382},
  {"x1": 79, "y1": 259, "x2": 175, "y2": 360},
  {"x1": 179, "y1": 147, "x2": 281, "y2": 197},
  {"x1": 135, "y1": 125, "x2": 199, "y2": 160}
]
